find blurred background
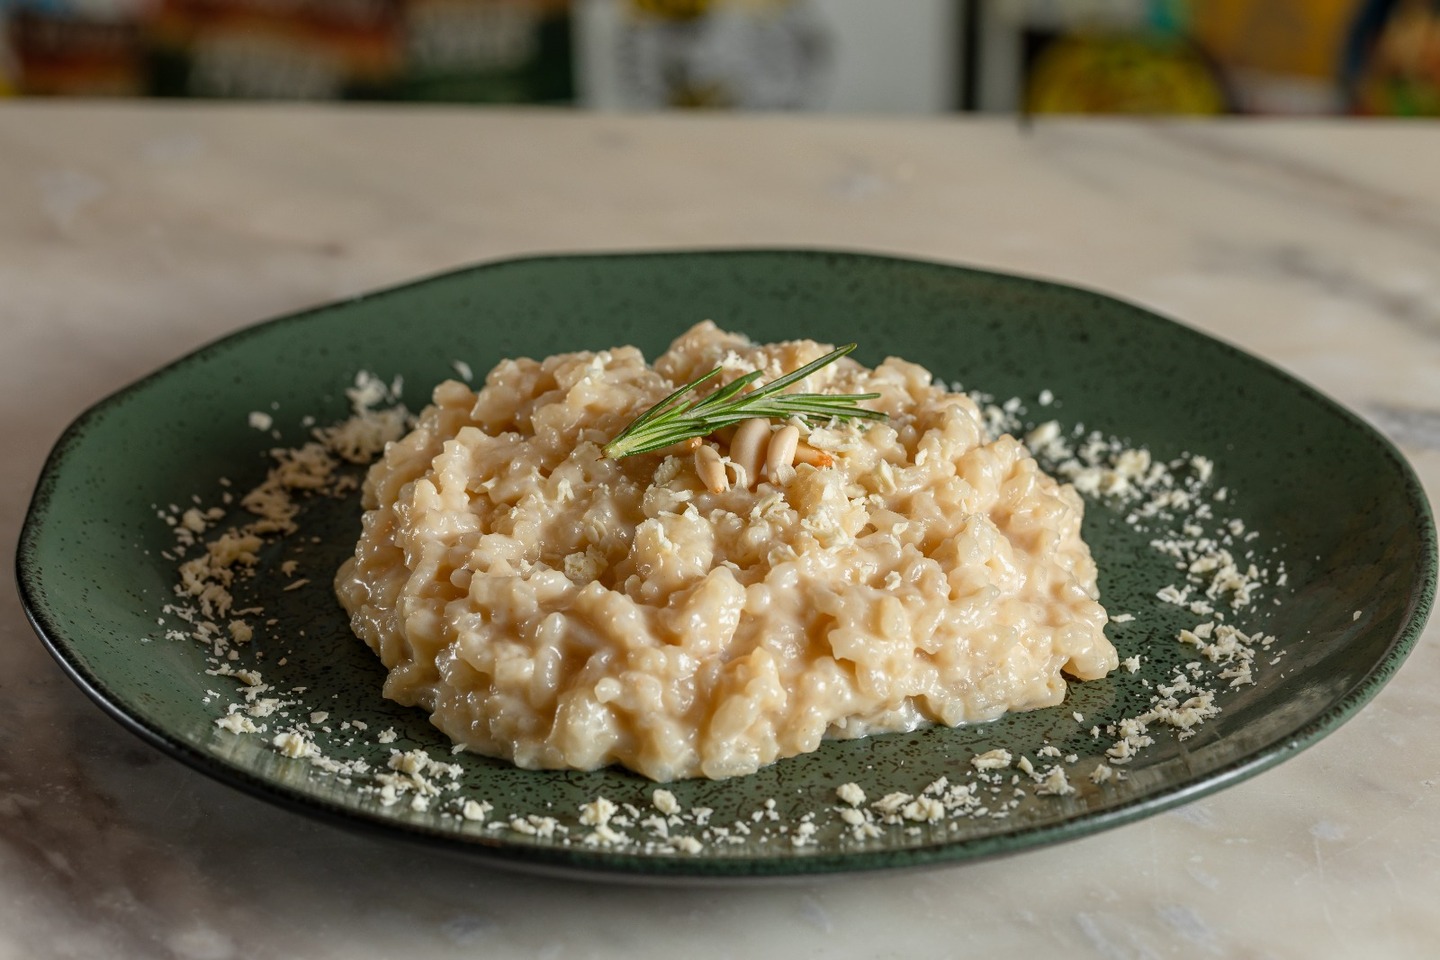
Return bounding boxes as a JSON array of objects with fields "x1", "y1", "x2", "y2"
[{"x1": 0, "y1": 0, "x2": 1436, "y2": 116}]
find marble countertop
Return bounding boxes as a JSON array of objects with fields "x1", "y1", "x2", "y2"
[{"x1": 3, "y1": 103, "x2": 1437, "y2": 960}]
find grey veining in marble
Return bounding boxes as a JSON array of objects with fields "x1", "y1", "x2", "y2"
[{"x1": 2, "y1": 104, "x2": 1437, "y2": 960}]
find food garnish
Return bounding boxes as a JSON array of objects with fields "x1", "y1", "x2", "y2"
[{"x1": 602, "y1": 343, "x2": 886, "y2": 460}]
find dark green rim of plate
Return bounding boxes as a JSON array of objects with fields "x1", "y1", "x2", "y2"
[{"x1": 16, "y1": 249, "x2": 1437, "y2": 881}]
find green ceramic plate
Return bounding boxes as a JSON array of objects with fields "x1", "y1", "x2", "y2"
[{"x1": 17, "y1": 250, "x2": 1436, "y2": 881}]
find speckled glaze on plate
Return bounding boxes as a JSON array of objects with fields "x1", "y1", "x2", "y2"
[{"x1": 16, "y1": 250, "x2": 1437, "y2": 881}]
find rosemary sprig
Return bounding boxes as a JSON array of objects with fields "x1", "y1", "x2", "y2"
[{"x1": 603, "y1": 343, "x2": 886, "y2": 459}]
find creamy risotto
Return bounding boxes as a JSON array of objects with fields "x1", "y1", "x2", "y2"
[{"x1": 335, "y1": 323, "x2": 1117, "y2": 781}]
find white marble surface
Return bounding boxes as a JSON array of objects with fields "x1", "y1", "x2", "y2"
[{"x1": 3, "y1": 103, "x2": 1438, "y2": 960}]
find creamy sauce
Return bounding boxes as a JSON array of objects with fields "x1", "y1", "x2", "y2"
[{"x1": 336, "y1": 323, "x2": 1116, "y2": 781}]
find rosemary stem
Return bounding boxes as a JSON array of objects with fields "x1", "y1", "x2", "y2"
[{"x1": 602, "y1": 343, "x2": 885, "y2": 460}]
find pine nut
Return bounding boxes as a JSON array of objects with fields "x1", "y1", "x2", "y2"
[
  {"x1": 793, "y1": 441, "x2": 834, "y2": 468},
  {"x1": 656, "y1": 436, "x2": 702, "y2": 458},
  {"x1": 765, "y1": 424, "x2": 799, "y2": 480},
  {"x1": 729, "y1": 418, "x2": 770, "y2": 489},
  {"x1": 694, "y1": 443, "x2": 729, "y2": 493}
]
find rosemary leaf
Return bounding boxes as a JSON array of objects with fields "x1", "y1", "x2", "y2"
[{"x1": 602, "y1": 343, "x2": 885, "y2": 460}]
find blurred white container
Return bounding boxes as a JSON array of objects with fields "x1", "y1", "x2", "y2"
[{"x1": 574, "y1": 0, "x2": 960, "y2": 112}]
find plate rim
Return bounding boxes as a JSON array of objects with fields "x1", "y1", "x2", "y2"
[{"x1": 15, "y1": 247, "x2": 1439, "y2": 880}]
